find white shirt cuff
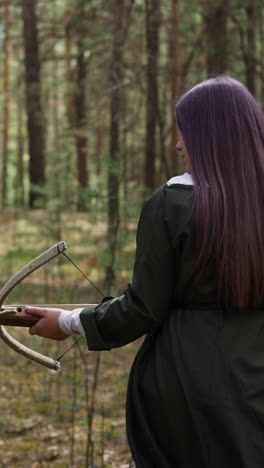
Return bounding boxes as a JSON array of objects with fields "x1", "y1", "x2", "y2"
[{"x1": 58, "y1": 308, "x2": 85, "y2": 336}]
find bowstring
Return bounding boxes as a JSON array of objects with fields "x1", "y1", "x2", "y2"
[
  {"x1": 57, "y1": 336, "x2": 83, "y2": 362},
  {"x1": 63, "y1": 252, "x2": 105, "y2": 298},
  {"x1": 56, "y1": 252, "x2": 106, "y2": 362}
]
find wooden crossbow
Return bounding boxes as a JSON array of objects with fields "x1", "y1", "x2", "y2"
[{"x1": 0, "y1": 241, "x2": 94, "y2": 372}]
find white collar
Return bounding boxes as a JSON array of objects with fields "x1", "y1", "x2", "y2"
[{"x1": 167, "y1": 172, "x2": 194, "y2": 187}]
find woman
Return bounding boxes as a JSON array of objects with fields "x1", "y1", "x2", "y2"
[{"x1": 26, "y1": 76, "x2": 264, "y2": 467}]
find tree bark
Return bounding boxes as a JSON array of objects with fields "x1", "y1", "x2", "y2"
[
  {"x1": 145, "y1": 0, "x2": 160, "y2": 190},
  {"x1": 245, "y1": 5, "x2": 257, "y2": 95},
  {"x1": 73, "y1": 0, "x2": 89, "y2": 210},
  {"x1": 74, "y1": 35, "x2": 89, "y2": 210},
  {"x1": 1, "y1": 0, "x2": 10, "y2": 208},
  {"x1": 260, "y1": 5, "x2": 264, "y2": 104},
  {"x1": 16, "y1": 79, "x2": 25, "y2": 208},
  {"x1": 64, "y1": 0, "x2": 74, "y2": 127},
  {"x1": 104, "y1": 0, "x2": 126, "y2": 293},
  {"x1": 95, "y1": 108, "x2": 107, "y2": 177},
  {"x1": 170, "y1": 0, "x2": 180, "y2": 175},
  {"x1": 204, "y1": 0, "x2": 229, "y2": 76},
  {"x1": 65, "y1": 0, "x2": 89, "y2": 210},
  {"x1": 22, "y1": 0, "x2": 45, "y2": 208}
]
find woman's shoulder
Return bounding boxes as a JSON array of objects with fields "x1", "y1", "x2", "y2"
[
  {"x1": 147, "y1": 173, "x2": 194, "y2": 202},
  {"x1": 164, "y1": 172, "x2": 195, "y2": 210},
  {"x1": 145, "y1": 173, "x2": 194, "y2": 206},
  {"x1": 143, "y1": 173, "x2": 195, "y2": 223}
]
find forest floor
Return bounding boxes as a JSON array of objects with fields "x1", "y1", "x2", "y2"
[{"x1": 0, "y1": 208, "x2": 141, "y2": 467}]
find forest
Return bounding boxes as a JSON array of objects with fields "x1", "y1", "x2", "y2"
[{"x1": 0, "y1": 0, "x2": 263, "y2": 466}]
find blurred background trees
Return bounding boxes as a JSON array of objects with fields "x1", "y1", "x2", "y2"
[
  {"x1": 1, "y1": 0, "x2": 264, "y2": 210},
  {"x1": 1, "y1": 0, "x2": 263, "y2": 290}
]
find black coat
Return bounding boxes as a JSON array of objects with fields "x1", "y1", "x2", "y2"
[{"x1": 80, "y1": 182, "x2": 264, "y2": 468}]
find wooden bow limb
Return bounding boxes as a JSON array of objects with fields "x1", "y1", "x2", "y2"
[
  {"x1": 0, "y1": 241, "x2": 68, "y2": 371},
  {"x1": 0, "y1": 325, "x2": 62, "y2": 371}
]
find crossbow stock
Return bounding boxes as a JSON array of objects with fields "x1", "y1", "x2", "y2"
[{"x1": 0, "y1": 241, "x2": 91, "y2": 372}]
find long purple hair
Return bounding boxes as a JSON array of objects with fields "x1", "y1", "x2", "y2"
[{"x1": 176, "y1": 76, "x2": 264, "y2": 308}]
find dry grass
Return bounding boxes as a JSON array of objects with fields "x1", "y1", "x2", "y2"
[{"x1": 0, "y1": 208, "x2": 140, "y2": 467}]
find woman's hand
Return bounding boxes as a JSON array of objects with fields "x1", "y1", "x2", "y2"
[{"x1": 26, "y1": 306, "x2": 70, "y2": 341}]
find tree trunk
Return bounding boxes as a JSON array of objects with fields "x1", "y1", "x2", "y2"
[
  {"x1": 170, "y1": 0, "x2": 180, "y2": 175},
  {"x1": 157, "y1": 94, "x2": 170, "y2": 182},
  {"x1": 74, "y1": 35, "x2": 89, "y2": 210},
  {"x1": 22, "y1": 0, "x2": 45, "y2": 208},
  {"x1": 260, "y1": 5, "x2": 264, "y2": 105},
  {"x1": 104, "y1": 0, "x2": 126, "y2": 293},
  {"x1": 145, "y1": 0, "x2": 160, "y2": 191},
  {"x1": 2, "y1": 0, "x2": 10, "y2": 208},
  {"x1": 204, "y1": 0, "x2": 229, "y2": 76},
  {"x1": 73, "y1": 0, "x2": 89, "y2": 210},
  {"x1": 245, "y1": 5, "x2": 257, "y2": 95},
  {"x1": 64, "y1": 0, "x2": 74, "y2": 127},
  {"x1": 95, "y1": 108, "x2": 107, "y2": 177},
  {"x1": 15, "y1": 79, "x2": 25, "y2": 208},
  {"x1": 51, "y1": 43, "x2": 63, "y2": 240}
]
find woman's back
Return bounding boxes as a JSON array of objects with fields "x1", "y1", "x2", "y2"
[{"x1": 127, "y1": 177, "x2": 264, "y2": 468}]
